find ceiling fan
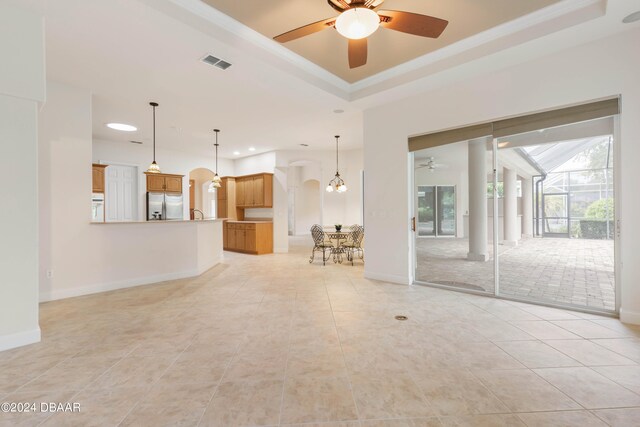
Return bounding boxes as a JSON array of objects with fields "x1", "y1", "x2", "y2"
[
  {"x1": 416, "y1": 157, "x2": 449, "y2": 173},
  {"x1": 273, "y1": 0, "x2": 449, "y2": 69}
]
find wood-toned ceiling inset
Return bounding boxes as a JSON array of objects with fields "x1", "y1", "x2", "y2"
[{"x1": 202, "y1": 0, "x2": 562, "y2": 83}]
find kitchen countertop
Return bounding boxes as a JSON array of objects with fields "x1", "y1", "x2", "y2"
[
  {"x1": 225, "y1": 220, "x2": 273, "y2": 224},
  {"x1": 90, "y1": 218, "x2": 226, "y2": 225}
]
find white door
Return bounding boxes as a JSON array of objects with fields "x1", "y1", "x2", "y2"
[{"x1": 105, "y1": 164, "x2": 137, "y2": 222}]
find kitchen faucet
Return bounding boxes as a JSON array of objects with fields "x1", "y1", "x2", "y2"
[{"x1": 191, "y1": 209, "x2": 204, "y2": 220}]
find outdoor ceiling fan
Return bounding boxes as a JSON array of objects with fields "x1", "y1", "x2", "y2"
[
  {"x1": 416, "y1": 157, "x2": 449, "y2": 173},
  {"x1": 273, "y1": 0, "x2": 449, "y2": 69}
]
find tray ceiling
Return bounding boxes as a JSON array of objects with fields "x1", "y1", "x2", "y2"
[{"x1": 202, "y1": 0, "x2": 562, "y2": 83}]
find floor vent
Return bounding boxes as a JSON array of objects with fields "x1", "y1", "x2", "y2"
[{"x1": 201, "y1": 54, "x2": 232, "y2": 70}]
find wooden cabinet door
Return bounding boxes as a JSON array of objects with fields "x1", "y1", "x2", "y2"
[
  {"x1": 217, "y1": 199, "x2": 227, "y2": 219},
  {"x1": 245, "y1": 230, "x2": 257, "y2": 252},
  {"x1": 236, "y1": 179, "x2": 245, "y2": 206},
  {"x1": 253, "y1": 176, "x2": 264, "y2": 206},
  {"x1": 147, "y1": 175, "x2": 165, "y2": 192},
  {"x1": 165, "y1": 176, "x2": 182, "y2": 193},
  {"x1": 245, "y1": 178, "x2": 254, "y2": 206},
  {"x1": 228, "y1": 227, "x2": 237, "y2": 249},
  {"x1": 238, "y1": 230, "x2": 247, "y2": 251},
  {"x1": 92, "y1": 167, "x2": 105, "y2": 193},
  {"x1": 223, "y1": 223, "x2": 228, "y2": 248},
  {"x1": 218, "y1": 179, "x2": 227, "y2": 200}
]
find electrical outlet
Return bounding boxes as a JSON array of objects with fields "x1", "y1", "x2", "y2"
[{"x1": 46, "y1": 270, "x2": 53, "y2": 279}]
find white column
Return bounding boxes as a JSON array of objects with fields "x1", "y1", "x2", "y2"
[
  {"x1": 0, "y1": 2, "x2": 44, "y2": 351},
  {"x1": 522, "y1": 177, "x2": 533, "y2": 238},
  {"x1": 467, "y1": 139, "x2": 488, "y2": 261},
  {"x1": 503, "y1": 167, "x2": 519, "y2": 246}
]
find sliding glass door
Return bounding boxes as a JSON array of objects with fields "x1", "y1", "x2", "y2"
[
  {"x1": 412, "y1": 101, "x2": 619, "y2": 314},
  {"x1": 413, "y1": 141, "x2": 495, "y2": 294}
]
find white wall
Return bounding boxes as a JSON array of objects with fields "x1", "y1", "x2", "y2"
[
  {"x1": 0, "y1": 3, "x2": 44, "y2": 351},
  {"x1": 234, "y1": 149, "x2": 364, "y2": 252},
  {"x1": 298, "y1": 180, "x2": 322, "y2": 234},
  {"x1": 93, "y1": 139, "x2": 234, "y2": 221},
  {"x1": 363, "y1": 28, "x2": 640, "y2": 323},
  {"x1": 40, "y1": 81, "x2": 223, "y2": 302}
]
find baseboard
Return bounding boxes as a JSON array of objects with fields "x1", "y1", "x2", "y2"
[
  {"x1": 364, "y1": 270, "x2": 410, "y2": 285},
  {"x1": 39, "y1": 269, "x2": 200, "y2": 302},
  {"x1": 620, "y1": 308, "x2": 640, "y2": 325},
  {"x1": 0, "y1": 328, "x2": 41, "y2": 352},
  {"x1": 197, "y1": 256, "x2": 223, "y2": 275}
]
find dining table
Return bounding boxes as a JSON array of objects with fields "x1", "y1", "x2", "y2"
[{"x1": 325, "y1": 230, "x2": 351, "y2": 263}]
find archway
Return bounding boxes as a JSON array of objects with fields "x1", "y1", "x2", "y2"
[{"x1": 188, "y1": 168, "x2": 216, "y2": 219}]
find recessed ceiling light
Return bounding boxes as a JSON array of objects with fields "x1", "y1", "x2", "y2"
[
  {"x1": 106, "y1": 123, "x2": 137, "y2": 132},
  {"x1": 248, "y1": 147, "x2": 256, "y2": 152},
  {"x1": 333, "y1": 109, "x2": 345, "y2": 114},
  {"x1": 300, "y1": 143, "x2": 309, "y2": 147},
  {"x1": 233, "y1": 151, "x2": 240, "y2": 155},
  {"x1": 622, "y1": 11, "x2": 640, "y2": 23}
]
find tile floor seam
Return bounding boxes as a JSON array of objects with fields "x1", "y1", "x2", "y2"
[
  {"x1": 469, "y1": 365, "x2": 587, "y2": 413},
  {"x1": 115, "y1": 347, "x2": 187, "y2": 426},
  {"x1": 589, "y1": 338, "x2": 640, "y2": 363},
  {"x1": 194, "y1": 341, "x2": 241, "y2": 427},
  {"x1": 275, "y1": 292, "x2": 297, "y2": 427},
  {"x1": 324, "y1": 276, "x2": 363, "y2": 426}
]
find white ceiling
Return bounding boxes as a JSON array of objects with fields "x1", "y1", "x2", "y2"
[{"x1": 27, "y1": 0, "x2": 640, "y2": 159}]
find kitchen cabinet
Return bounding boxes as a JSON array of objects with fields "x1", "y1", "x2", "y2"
[
  {"x1": 223, "y1": 221, "x2": 272, "y2": 255},
  {"x1": 217, "y1": 177, "x2": 236, "y2": 219},
  {"x1": 145, "y1": 173, "x2": 184, "y2": 193},
  {"x1": 236, "y1": 173, "x2": 273, "y2": 208},
  {"x1": 236, "y1": 178, "x2": 246, "y2": 206},
  {"x1": 92, "y1": 164, "x2": 108, "y2": 193}
]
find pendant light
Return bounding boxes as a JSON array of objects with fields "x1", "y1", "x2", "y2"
[
  {"x1": 208, "y1": 129, "x2": 222, "y2": 192},
  {"x1": 146, "y1": 102, "x2": 161, "y2": 173},
  {"x1": 326, "y1": 135, "x2": 347, "y2": 193}
]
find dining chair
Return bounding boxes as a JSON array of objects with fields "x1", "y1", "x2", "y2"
[
  {"x1": 309, "y1": 224, "x2": 333, "y2": 266},
  {"x1": 342, "y1": 225, "x2": 364, "y2": 265}
]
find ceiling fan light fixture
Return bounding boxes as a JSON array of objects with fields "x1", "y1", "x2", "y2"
[{"x1": 336, "y1": 7, "x2": 380, "y2": 40}]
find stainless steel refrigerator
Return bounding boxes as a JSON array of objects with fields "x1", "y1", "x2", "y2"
[{"x1": 147, "y1": 192, "x2": 183, "y2": 221}]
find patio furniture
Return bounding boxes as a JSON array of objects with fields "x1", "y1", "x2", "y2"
[
  {"x1": 309, "y1": 224, "x2": 332, "y2": 265},
  {"x1": 342, "y1": 225, "x2": 364, "y2": 265}
]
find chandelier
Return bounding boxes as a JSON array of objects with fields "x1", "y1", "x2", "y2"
[{"x1": 326, "y1": 135, "x2": 347, "y2": 193}]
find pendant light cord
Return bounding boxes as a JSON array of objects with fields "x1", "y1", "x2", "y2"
[
  {"x1": 214, "y1": 129, "x2": 220, "y2": 174},
  {"x1": 335, "y1": 135, "x2": 340, "y2": 175},
  {"x1": 153, "y1": 105, "x2": 156, "y2": 162}
]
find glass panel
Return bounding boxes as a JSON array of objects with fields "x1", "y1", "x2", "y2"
[
  {"x1": 496, "y1": 120, "x2": 616, "y2": 312},
  {"x1": 414, "y1": 139, "x2": 495, "y2": 295},
  {"x1": 417, "y1": 186, "x2": 435, "y2": 236},
  {"x1": 437, "y1": 186, "x2": 456, "y2": 236}
]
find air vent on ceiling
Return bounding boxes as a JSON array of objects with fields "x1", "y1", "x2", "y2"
[{"x1": 201, "y1": 54, "x2": 232, "y2": 71}]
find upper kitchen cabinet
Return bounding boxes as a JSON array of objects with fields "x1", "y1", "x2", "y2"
[
  {"x1": 145, "y1": 172, "x2": 184, "y2": 193},
  {"x1": 92, "y1": 164, "x2": 108, "y2": 193},
  {"x1": 217, "y1": 177, "x2": 236, "y2": 219},
  {"x1": 236, "y1": 173, "x2": 273, "y2": 208}
]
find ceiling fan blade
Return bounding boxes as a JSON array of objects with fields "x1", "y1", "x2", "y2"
[
  {"x1": 273, "y1": 17, "x2": 337, "y2": 43},
  {"x1": 378, "y1": 10, "x2": 448, "y2": 38},
  {"x1": 348, "y1": 38, "x2": 368, "y2": 69}
]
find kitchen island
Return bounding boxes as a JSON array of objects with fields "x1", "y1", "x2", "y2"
[{"x1": 40, "y1": 218, "x2": 225, "y2": 301}]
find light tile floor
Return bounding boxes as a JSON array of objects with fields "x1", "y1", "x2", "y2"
[
  {"x1": 1, "y1": 237, "x2": 638, "y2": 426},
  {"x1": 416, "y1": 237, "x2": 615, "y2": 311}
]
